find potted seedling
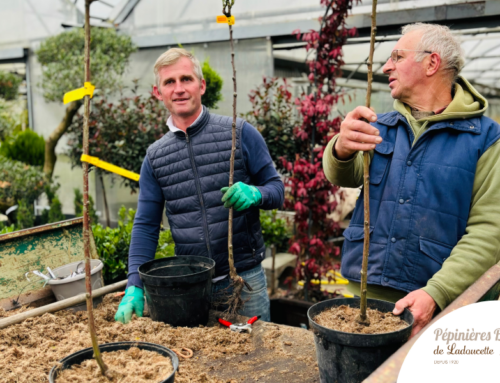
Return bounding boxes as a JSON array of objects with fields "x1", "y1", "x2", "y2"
[
  {"x1": 260, "y1": 210, "x2": 288, "y2": 295},
  {"x1": 49, "y1": 2, "x2": 178, "y2": 381},
  {"x1": 307, "y1": 1, "x2": 413, "y2": 382}
]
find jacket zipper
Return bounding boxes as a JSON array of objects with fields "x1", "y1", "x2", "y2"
[{"x1": 186, "y1": 133, "x2": 212, "y2": 258}]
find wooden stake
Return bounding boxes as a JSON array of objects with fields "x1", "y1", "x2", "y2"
[
  {"x1": 358, "y1": 0, "x2": 378, "y2": 326},
  {"x1": 83, "y1": 0, "x2": 108, "y2": 374},
  {"x1": 99, "y1": 172, "x2": 111, "y2": 227},
  {"x1": 0, "y1": 280, "x2": 127, "y2": 330},
  {"x1": 271, "y1": 245, "x2": 276, "y2": 296}
]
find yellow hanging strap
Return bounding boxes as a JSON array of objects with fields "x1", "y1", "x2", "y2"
[
  {"x1": 80, "y1": 154, "x2": 140, "y2": 182},
  {"x1": 63, "y1": 82, "x2": 96, "y2": 104},
  {"x1": 216, "y1": 15, "x2": 235, "y2": 25}
]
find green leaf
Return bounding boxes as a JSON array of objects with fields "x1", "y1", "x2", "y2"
[
  {"x1": 201, "y1": 59, "x2": 223, "y2": 110},
  {"x1": 259, "y1": 209, "x2": 290, "y2": 247}
]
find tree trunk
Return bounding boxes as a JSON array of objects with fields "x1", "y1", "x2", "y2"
[{"x1": 43, "y1": 100, "x2": 82, "y2": 179}]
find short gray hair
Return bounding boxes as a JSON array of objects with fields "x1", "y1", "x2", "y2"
[
  {"x1": 154, "y1": 48, "x2": 204, "y2": 88},
  {"x1": 402, "y1": 23, "x2": 464, "y2": 81}
]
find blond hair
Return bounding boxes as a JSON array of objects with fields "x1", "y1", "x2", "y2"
[
  {"x1": 402, "y1": 23, "x2": 464, "y2": 82},
  {"x1": 153, "y1": 48, "x2": 203, "y2": 88}
]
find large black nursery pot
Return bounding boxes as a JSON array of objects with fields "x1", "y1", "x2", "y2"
[
  {"x1": 139, "y1": 255, "x2": 216, "y2": 327},
  {"x1": 49, "y1": 341, "x2": 179, "y2": 383},
  {"x1": 308, "y1": 298, "x2": 414, "y2": 383}
]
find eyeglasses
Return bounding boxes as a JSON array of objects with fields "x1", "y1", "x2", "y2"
[{"x1": 390, "y1": 49, "x2": 432, "y2": 64}]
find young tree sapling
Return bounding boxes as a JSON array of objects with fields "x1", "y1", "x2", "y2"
[
  {"x1": 357, "y1": 0, "x2": 378, "y2": 326},
  {"x1": 221, "y1": 0, "x2": 252, "y2": 315},
  {"x1": 81, "y1": 0, "x2": 108, "y2": 375}
]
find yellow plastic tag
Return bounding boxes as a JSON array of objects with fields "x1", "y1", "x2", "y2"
[
  {"x1": 80, "y1": 154, "x2": 140, "y2": 182},
  {"x1": 63, "y1": 82, "x2": 96, "y2": 104},
  {"x1": 216, "y1": 15, "x2": 235, "y2": 25}
]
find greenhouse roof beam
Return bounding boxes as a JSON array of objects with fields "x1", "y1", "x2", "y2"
[
  {"x1": 274, "y1": 57, "x2": 389, "y2": 84},
  {"x1": 351, "y1": 1, "x2": 500, "y2": 38},
  {"x1": 25, "y1": 0, "x2": 53, "y2": 36},
  {"x1": 97, "y1": 0, "x2": 114, "y2": 8},
  {"x1": 107, "y1": 0, "x2": 141, "y2": 25},
  {"x1": 0, "y1": 48, "x2": 25, "y2": 62}
]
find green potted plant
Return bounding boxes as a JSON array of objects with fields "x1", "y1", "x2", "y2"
[{"x1": 260, "y1": 210, "x2": 289, "y2": 294}]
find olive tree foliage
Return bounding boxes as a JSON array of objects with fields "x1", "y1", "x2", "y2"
[{"x1": 35, "y1": 27, "x2": 136, "y2": 178}]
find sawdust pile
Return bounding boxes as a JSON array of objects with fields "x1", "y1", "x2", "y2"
[
  {"x1": 56, "y1": 347, "x2": 173, "y2": 382},
  {"x1": 313, "y1": 305, "x2": 409, "y2": 334},
  {"x1": 0, "y1": 294, "x2": 253, "y2": 383},
  {"x1": 261, "y1": 324, "x2": 285, "y2": 353},
  {"x1": 0, "y1": 305, "x2": 33, "y2": 318}
]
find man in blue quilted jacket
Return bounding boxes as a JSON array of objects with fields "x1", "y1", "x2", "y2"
[{"x1": 114, "y1": 48, "x2": 284, "y2": 324}]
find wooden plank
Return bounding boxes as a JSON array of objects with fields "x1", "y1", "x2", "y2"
[
  {"x1": 0, "y1": 217, "x2": 83, "y2": 242},
  {"x1": 0, "y1": 218, "x2": 98, "y2": 304},
  {"x1": 0, "y1": 286, "x2": 54, "y2": 311},
  {"x1": 0, "y1": 280, "x2": 128, "y2": 329}
]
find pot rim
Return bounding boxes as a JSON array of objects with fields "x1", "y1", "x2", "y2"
[
  {"x1": 138, "y1": 255, "x2": 216, "y2": 280},
  {"x1": 308, "y1": 298, "x2": 414, "y2": 346},
  {"x1": 48, "y1": 341, "x2": 179, "y2": 383}
]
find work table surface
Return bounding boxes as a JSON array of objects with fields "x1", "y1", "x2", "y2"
[{"x1": 200, "y1": 311, "x2": 319, "y2": 382}]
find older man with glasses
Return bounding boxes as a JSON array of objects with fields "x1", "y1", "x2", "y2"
[{"x1": 323, "y1": 23, "x2": 500, "y2": 337}]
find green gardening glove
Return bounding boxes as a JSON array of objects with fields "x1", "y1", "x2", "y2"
[
  {"x1": 221, "y1": 182, "x2": 262, "y2": 211},
  {"x1": 114, "y1": 286, "x2": 144, "y2": 324}
]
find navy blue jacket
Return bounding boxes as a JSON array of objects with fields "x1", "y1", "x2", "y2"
[
  {"x1": 341, "y1": 111, "x2": 500, "y2": 292},
  {"x1": 127, "y1": 108, "x2": 284, "y2": 289}
]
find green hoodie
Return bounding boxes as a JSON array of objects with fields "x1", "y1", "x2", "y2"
[
  {"x1": 395, "y1": 76, "x2": 488, "y2": 144},
  {"x1": 323, "y1": 76, "x2": 500, "y2": 309}
]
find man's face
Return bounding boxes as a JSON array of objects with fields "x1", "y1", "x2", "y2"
[
  {"x1": 153, "y1": 57, "x2": 206, "y2": 119},
  {"x1": 382, "y1": 31, "x2": 427, "y2": 102}
]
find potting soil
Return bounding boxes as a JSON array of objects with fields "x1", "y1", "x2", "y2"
[
  {"x1": 55, "y1": 347, "x2": 173, "y2": 382},
  {"x1": 313, "y1": 304, "x2": 408, "y2": 334},
  {"x1": 0, "y1": 304, "x2": 33, "y2": 317},
  {"x1": 1, "y1": 294, "x2": 320, "y2": 383},
  {"x1": 0, "y1": 294, "x2": 253, "y2": 383}
]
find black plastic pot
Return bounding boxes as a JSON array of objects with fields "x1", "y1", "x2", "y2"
[
  {"x1": 308, "y1": 298, "x2": 414, "y2": 383},
  {"x1": 270, "y1": 298, "x2": 314, "y2": 328},
  {"x1": 139, "y1": 255, "x2": 216, "y2": 327},
  {"x1": 48, "y1": 341, "x2": 179, "y2": 383}
]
